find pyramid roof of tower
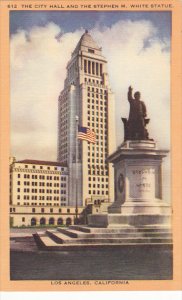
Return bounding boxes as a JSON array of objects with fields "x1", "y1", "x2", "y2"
[{"x1": 73, "y1": 30, "x2": 100, "y2": 55}]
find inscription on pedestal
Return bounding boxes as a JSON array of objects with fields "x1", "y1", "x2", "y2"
[{"x1": 128, "y1": 166, "x2": 156, "y2": 199}]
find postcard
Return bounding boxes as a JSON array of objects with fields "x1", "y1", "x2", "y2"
[{"x1": 0, "y1": 0, "x2": 182, "y2": 293}]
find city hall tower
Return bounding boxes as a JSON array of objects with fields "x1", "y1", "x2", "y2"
[{"x1": 58, "y1": 30, "x2": 116, "y2": 206}]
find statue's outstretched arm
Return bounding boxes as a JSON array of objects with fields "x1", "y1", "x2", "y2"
[{"x1": 128, "y1": 86, "x2": 134, "y2": 102}]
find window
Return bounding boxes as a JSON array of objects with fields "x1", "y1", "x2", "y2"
[
  {"x1": 88, "y1": 61, "x2": 91, "y2": 74},
  {"x1": 32, "y1": 208, "x2": 35, "y2": 213},
  {"x1": 88, "y1": 49, "x2": 94, "y2": 53},
  {"x1": 18, "y1": 174, "x2": 20, "y2": 178},
  {"x1": 22, "y1": 217, "x2": 25, "y2": 222},
  {"x1": 84, "y1": 60, "x2": 87, "y2": 72}
]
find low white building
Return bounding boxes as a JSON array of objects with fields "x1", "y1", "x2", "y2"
[{"x1": 9, "y1": 157, "x2": 84, "y2": 227}]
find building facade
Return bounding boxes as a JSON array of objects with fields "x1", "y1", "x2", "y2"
[
  {"x1": 10, "y1": 205, "x2": 83, "y2": 227},
  {"x1": 9, "y1": 157, "x2": 83, "y2": 227},
  {"x1": 10, "y1": 157, "x2": 68, "y2": 207},
  {"x1": 58, "y1": 30, "x2": 116, "y2": 207}
]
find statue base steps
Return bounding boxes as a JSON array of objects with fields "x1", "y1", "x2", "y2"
[{"x1": 33, "y1": 224, "x2": 172, "y2": 251}]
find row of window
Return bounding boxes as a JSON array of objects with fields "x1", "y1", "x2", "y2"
[
  {"x1": 22, "y1": 165, "x2": 65, "y2": 171},
  {"x1": 88, "y1": 190, "x2": 108, "y2": 195},
  {"x1": 87, "y1": 152, "x2": 106, "y2": 158},
  {"x1": 84, "y1": 60, "x2": 103, "y2": 76},
  {"x1": 88, "y1": 165, "x2": 108, "y2": 169},
  {"x1": 88, "y1": 170, "x2": 108, "y2": 176},
  {"x1": 84, "y1": 78, "x2": 103, "y2": 86},
  {"x1": 88, "y1": 184, "x2": 108, "y2": 188},
  {"x1": 30, "y1": 202, "x2": 59, "y2": 206},
  {"x1": 88, "y1": 177, "x2": 108, "y2": 182},
  {"x1": 17, "y1": 181, "x2": 60, "y2": 187},
  {"x1": 21, "y1": 217, "x2": 73, "y2": 226},
  {"x1": 88, "y1": 101, "x2": 107, "y2": 108},
  {"x1": 21, "y1": 195, "x2": 60, "y2": 200},
  {"x1": 88, "y1": 150, "x2": 108, "y2": 156},
  {"x1": 18, "y1": 174, "x2": 64, "y2": 180},
  {"x1": 87, "y1": 124, "x2": 107, "y2": 131},
  {"x1": 87, "y1": 87, "x2": 107, "y2": 94},
  {"x1": 88, "y1": 145, "x2": 107, "y2": 152},
  {"x1": 17, "y1": 202, "x2": 64, "y2": 206},
  {"x1": 17, "y1": 188, "x2": 61, "y2": 193},
  {"x1": 87, "y1": 92, "x2": 107, "y2": 100},
  {"x1": 87, "y1": 112, "x2": 107, "y2": 119},
  {"x1": 10, "y1": 207, "x2": 71, "y2": 213}
]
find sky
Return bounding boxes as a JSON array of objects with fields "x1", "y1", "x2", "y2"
[
  {"x1": 10, "y1": 11, "x2": 171, "y2": 199},
  {"x1": 10, "y1": 11, "x2": 171, "y2": 200}
]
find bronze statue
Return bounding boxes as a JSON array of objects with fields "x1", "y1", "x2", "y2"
[{"x1": 122, "y1": 86, "x2": 150, "y2": 141}]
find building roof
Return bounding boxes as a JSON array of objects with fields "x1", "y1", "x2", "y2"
[
  {"x1": 16, "y1": 159, "x2": 67, "y2": 167},
  {"x1": 72, "y1": 30, "x2": 101, "y2": 55}
]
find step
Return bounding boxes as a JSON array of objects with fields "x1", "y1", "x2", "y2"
[
  {"x1": 46, "y1": 230, "x2": 73, "y2": 244},
  {"x1": 68, "y1": 225, "x2": 171, "y2": 234},
  {"x1": 33, "y1": 232, "x2": 58, "y2": 250},
  {"x1": 58, "y1": 227, "x2": 172, "y2": 239},
  {"x1": 44, "y1": 231, "x2": 172, "y2": 245},
  {"x1": 62, "y1": 237, "x2": 173, "y2": 245},
  {"x1": 33, "y1": 233, "x2": 173, "y2": 251},
  {"x1": 57, "y1": 227, "x2": 79, "y2": 238}
]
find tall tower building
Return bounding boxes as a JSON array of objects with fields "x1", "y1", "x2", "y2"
[{"x1": 58, "y1": 30, "x2": 116, "y2": 206}]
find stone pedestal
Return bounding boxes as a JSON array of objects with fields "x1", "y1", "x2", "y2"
[{"x1": 88, "y1": 140, "x2": 171, "y2": 228}]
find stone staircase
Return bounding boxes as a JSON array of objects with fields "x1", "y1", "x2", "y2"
[{"x1": 33, "y1": 225, "x2": 172, "y2": 251}]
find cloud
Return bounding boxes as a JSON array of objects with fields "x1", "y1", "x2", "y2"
[
  {"x1": 11, "y1": 23, "x2": 83, "y2": 159},
  {"x1": 11, "y1": 19, "x2": 170, "y2": 159},
  {"x1": 92, "y1": 20, "x2": 170, "y2": 147}
]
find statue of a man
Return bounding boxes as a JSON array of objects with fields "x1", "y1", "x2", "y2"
[{"x1": 122, "y1": 86, "x2": 149, "y2": 140}]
